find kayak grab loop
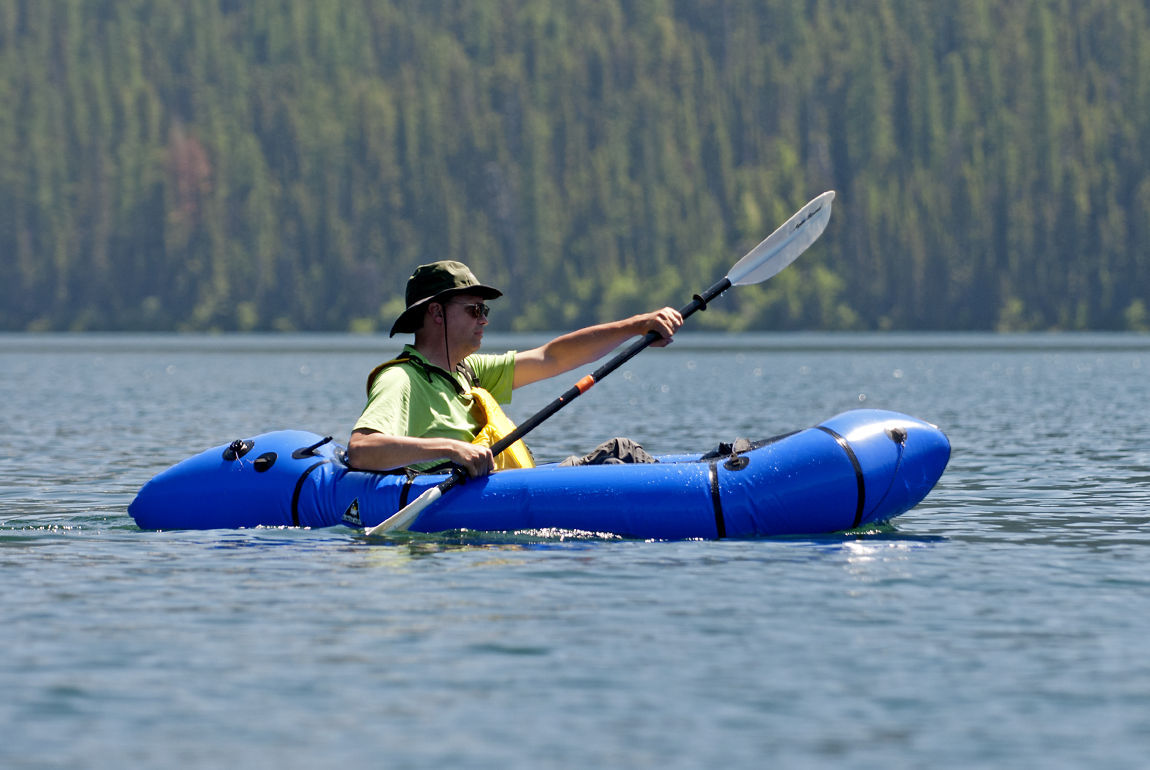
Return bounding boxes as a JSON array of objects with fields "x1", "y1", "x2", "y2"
[
  {"x1": 292, "y1": 436, "x2": 333, "y2": 459},
  {"x1": 222, "y1": 439, "x2": 254, "y2": 461}
]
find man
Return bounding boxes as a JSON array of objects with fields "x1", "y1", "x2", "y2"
[{"x1": 348, "y1": 260, "x2": 682, "y2": 476}]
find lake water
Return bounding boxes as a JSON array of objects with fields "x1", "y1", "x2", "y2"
[{"x1": 3, "y1": 332, "x2": 1150, "y2": 768}]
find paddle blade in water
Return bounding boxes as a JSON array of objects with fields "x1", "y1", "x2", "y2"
[{"x1": 727, "y1": 190, "x2": 835, "y2": 286}]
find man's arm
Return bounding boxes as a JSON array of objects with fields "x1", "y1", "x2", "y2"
[
  {"x1": 347, "y1": 429, "x2": 495, "y2": 477},
  {"x1": 512, "y1": 307, "x2": 683, "y2": 389}
]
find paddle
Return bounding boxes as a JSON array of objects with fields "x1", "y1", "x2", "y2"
[{"x1": 365, "y1": 190, "x2": 836, "y2": 536}]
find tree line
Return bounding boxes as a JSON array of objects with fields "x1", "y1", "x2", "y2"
[{"x1": 1, "y1": 0, "x2": 1147, "y2": 332}]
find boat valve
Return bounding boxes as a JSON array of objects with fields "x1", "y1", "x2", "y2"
[
  {"x1": 885, "y1": 427, "x2": 908, "y2": 445},
  {"x1": 724, "y1": 455, "x2": 750, "y2": 471},
  {"x1": 222, "y1": 439, "x2": 254, "y2": 461}
]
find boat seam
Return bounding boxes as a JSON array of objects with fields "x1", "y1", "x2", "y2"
[
  {"x1": 816, "y1": 426, "x2": 866, "y2": 528},
  {"x1": 708, "y1": 461, "x2": 727, "y2": 538},
  {"x1": 290, "y1": 460, "x2": 330, "y2": 527}
]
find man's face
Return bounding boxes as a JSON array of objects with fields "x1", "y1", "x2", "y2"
[{"x1": 440, "y1": 292, "x2": 490, "y2": 356}]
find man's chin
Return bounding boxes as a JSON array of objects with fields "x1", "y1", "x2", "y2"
[{"x1": 462, "y1": 335, "x2": 483, "y2": 355}]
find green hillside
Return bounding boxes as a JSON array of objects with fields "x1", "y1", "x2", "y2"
[{"x1": 2, "y1": 0, "x2": 1147, "y2": 332}]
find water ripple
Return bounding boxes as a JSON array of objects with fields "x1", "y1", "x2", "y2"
[{"x1": 4, "y1": 333, "x2": 1150, "y2": 768}]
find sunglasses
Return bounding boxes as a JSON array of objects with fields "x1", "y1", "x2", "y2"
[{"x1": 448, "y1": 301, "x2": 491, "y2": 319}]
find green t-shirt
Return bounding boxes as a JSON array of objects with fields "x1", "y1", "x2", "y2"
[{"x1": 353, "y1": 346, "x2": 517, "y2": 468}]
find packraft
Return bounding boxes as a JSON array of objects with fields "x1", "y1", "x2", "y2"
[{"x1": 129, "y1": 409, "x2": 950, "y2": 539}]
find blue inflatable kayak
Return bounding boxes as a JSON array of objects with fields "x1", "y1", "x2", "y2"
[{"x1": 129, "y1": 409, "x2": 949, "y2": 538}]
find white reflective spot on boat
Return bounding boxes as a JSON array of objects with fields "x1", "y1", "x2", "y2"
[{"x1": 844, "y1": 419, "x2": 921, "y2": 443}]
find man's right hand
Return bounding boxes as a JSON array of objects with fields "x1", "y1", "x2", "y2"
[{"x1": 446, "y1": 440, "x2": 496, "y2": 478}]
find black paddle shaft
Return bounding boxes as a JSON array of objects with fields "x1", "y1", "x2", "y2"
[{"x1": 489, "y1": 276, "x2": 733, "y2": 457}]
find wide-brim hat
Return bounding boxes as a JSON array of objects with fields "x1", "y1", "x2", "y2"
[{"x1": 389, "y1": 260, "x2": 503, "y2": 336}]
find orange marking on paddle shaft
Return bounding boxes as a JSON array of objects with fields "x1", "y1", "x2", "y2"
[{"x1": 574, "y1": 374, "x2": 596, "y2": 393}]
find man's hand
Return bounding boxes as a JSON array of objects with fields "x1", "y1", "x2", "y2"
[
  {"x1": 641, "y1": 307, "x2": 684, "y2": 347},
  {"x1": 446, "y1": 440, "x2": 496, "y2": 478}
]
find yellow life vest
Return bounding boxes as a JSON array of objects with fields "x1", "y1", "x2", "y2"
[
  {"x1": 468, "y1": 386, "x2": 535, "y2": 470},
  {"x1": 367, "y1": 352, "x2": 534, "y2": 470}
]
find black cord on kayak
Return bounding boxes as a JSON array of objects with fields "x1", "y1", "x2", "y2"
[{"x1": 292, "y1": 436, "x2": 333, "y2": 459}]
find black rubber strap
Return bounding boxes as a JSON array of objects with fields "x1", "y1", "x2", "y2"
[
  {"x1": 816, "y1": 426, "x2": 866, "y2": 528},
  {"x1": 398, "y1": 475, "x2": 416, "y2": 510},
  {"x1": 290, "y1": 460, "x2": 330, "y2": 527},
  {"x1": 708, "y1": 461, "x2": 727, "y2": 538}
]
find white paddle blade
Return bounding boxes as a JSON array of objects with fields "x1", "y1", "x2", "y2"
[
  {"x1": 364, "y1": 484, "x2": 443, "y2": 536},
  {"x1": 727, "y1": 190, "x2": 835, "y2": 286}
]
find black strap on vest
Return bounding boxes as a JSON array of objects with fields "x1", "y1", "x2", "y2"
[{"x1": 366, "y1": 351, "x2": 479, "y2": 396}]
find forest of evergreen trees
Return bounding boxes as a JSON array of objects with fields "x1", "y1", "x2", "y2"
[{"x1": 1, "y1": 0, "x2": 1148, "y2": 332}]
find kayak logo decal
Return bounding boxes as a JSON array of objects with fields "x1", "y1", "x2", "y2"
[{"x1": 342, "y1": 498, "x2": 362, "y2": 527}]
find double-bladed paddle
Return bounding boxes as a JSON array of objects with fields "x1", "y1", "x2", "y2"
[{"x1": 365, "y1": 190, "x2": 835, "y2": 536}]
